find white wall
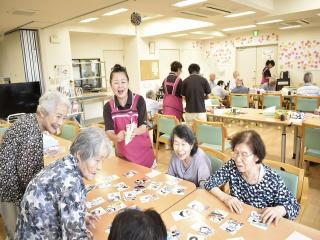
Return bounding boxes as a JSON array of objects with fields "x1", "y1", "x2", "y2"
[{"x1": 0, "y1": 31, "x2": 25, "y2": 83}]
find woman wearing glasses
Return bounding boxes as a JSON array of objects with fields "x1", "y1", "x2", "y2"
[{"x1": 204, "y1": 130, "x2": 300, "y2": 225}]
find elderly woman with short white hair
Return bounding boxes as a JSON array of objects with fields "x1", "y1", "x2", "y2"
[
  {"x1": 0, "y1": 91, "x2": 70, "y2": 240},
  {"x1": 15, "y1": 128, "x2": 112, "y2": 239}
]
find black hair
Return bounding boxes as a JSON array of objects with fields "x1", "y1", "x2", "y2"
[
  {"x1": 188, "y1": 63, "x2": 200, "y2": 74},
  {"x1": 110, "y1": 64, "x2": 129, "y2": 84},
  {"x1": 265, "y1": 60, "x2": 275, "y2": 67},
  {"x1": 108, "y1": 209, "x2": 167, "y2": 240},
  {"x1": 217, "y1": 80, "x2": 224, "y2": 86},
  {"x1": 170, "y1": 61, "x2": 182, "y2": 72},
  {"x1": 230, "y1": 130, "x2": 266, "y2": 164},
  {"x1": 170, "y1": 124, "x2": 198, "y2": 156}
]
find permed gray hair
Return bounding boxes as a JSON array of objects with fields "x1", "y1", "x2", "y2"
[
  {"x1": 70, "y1": 128, "x2": 112, "y2": 161},
  {"x1": 303, "y1": 72, "x2": 313, "y2": 83},
  {"x1": 37, "y1": 91, "x2": 71, "y2": 115}
]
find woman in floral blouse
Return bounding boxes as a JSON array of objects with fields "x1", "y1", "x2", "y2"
[
  {"x1": 0, "y1": 91, "x2": 70, "y2": 240},
  {"x1": 15, "y1": 128, "x2": 112, "y2": 239},
  {"x1": 204, "y1": 130, "x2": 300, "y2": 225}
]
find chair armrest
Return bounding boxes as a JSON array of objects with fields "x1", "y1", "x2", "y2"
[{"x1": 296, "y1": 177, "x2": 309, "y2": 222}]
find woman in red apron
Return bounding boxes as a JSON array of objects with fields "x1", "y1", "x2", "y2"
[
  {"x1": 162, "y1": 61, "x2": 183, "y2": 121},
  {"x1": 103, "y1": 64, "x2": 155, "y2": 168},
  {"x1": 261, "y1": 60, "x2": 275, "y2": 85}
]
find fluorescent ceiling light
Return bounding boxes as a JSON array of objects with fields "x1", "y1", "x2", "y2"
[
  {"x1": 191, "y1": 31, "x2": 205, "y2": 34},
  {"x1": 200, "y1": 36, "x2": 214, "y2": 40},
  {"x1": 223, "y1": 24, "x2": 256, "y2": 32},
  {"x1": 103, "y1": 8, "x2": 128, "y2": 16},
  {"x1": 279, "y1": 25, "x2": 301, "y2": 30},
  {"x1": 142, "y1": 14, "x2": 163, "y2": 21},
  {"x1": 173, "y1": 0, "x2": 207, "y2": 8},
  {"x1": 80, "y1": 17, "x2": 99, "y2": 23},
  {"x1": 210, "y1": 31, "x2": 224, "y2": 37},
  {"x1": 171, "y1": 33, "x2": 188, "y2": 37},
  {"x1": 257, "y1": 19, "x2": 283, "y2": 25},
  {"x1": 225, "y1": 11, "x2": 255, "y2": 18}
]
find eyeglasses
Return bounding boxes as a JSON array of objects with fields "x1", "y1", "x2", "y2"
[{"x1": 232, "y1": 151, "x2": 254, "y2": 161}]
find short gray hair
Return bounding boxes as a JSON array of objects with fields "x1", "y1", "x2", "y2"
[
  {"x1": 303, "y1": 72, "x2": 312, "y2": 83},
  {"x1": 70, "y1": 128, "x2": 112, "y2": 161},
  {"x1": 146, "y1": 90, "x2": 155, "y2": 99},
  {"x1": 37, "y1": 91, "x2": 71, "y2": 115}
]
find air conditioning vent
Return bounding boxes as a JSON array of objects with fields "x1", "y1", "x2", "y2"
[
  {"x1": 10, "y1": 9, "x2": 38, "y2": 16},
  {"x1": 280, "y1": 19, "x2": 310, "y2": 26},
  {"x1": 203, "y1": 4, "x2": 232, "y2": 14},
  {"x1": 180, "y1": 4, "x2": 231, "y2": 18},
  {"x1": 180, "y1": 11, "x2": 208, "y2": 18},
  {"x1": 297, "y1": 19, "x2": 310, "y2": 24}
]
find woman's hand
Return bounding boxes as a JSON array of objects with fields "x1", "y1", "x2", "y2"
[
  {"x1": 261, "y1": 206, "x2": 286, "y2": 226},
  {"x1": 222, "y1": 195, "x2": 244, "y2": 214},
  {"x1": 85, "y1": 213, "x2": 100, "y2": 231},
  {"x1": 116, "y1": 130, "x2": 126, "y2": 142}
]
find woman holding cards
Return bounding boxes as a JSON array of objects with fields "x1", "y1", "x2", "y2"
[
  {"x1": 205, "y1": 130, "x2": 300, "y2": 225},
  {"x1": 168, "y1": 125, "x2": 211, "y2": 188},
  {"x1": 15, "y1": 128, "x2": 112, "y2": 239},
  {"x1": 103, "y1": 64, "x2": 155, "y2": 168}
]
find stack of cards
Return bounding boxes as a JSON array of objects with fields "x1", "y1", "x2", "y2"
[
  {"x1": 220, "y1": 218, "x2": 244, "y2": 235},
  {"x1": 247, "y1": 211, "x2": 268, "y2": 230},
  {"x1": 208, "y1": 209, "x2": 229, "y2": 224}
]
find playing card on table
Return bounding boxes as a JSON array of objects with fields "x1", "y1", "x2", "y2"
[
  {"x1": 139, "y1": 194, "x2": 159, "y2": 203},
  {"x1": 105, "y1": 201, "x2": 126, "y2": 214},
  {"x1": 96, "y1": 182, "x2": 112, "y2": 189},
  {"x1": 86, "y1": 197, "x2": 105, "y2": 209},
  {"x1": 91, "y1": 206, "x2": 107, "y2": 217},
  {"x1": 171, "y1": 209, "x2": 193, "y2": 221},
  {"x1": 85, "y1": 184, "x2": 96, "y2": 193},
  {"x1": 132, "y1": 187, "x2": 146, "y2": 195},
  {"x1": 220, "y1": 218, "x2": 244, "y2": 235},
  {"x1": 186, "y1": 233, "x2": 206, "y2": 240},
  {"x1": 166, "y1": 176, "x2": 181, "y2": 185},
  {"x1": 208, "y1": 209, "x2": 229, "y2": 224},
  {"x1": 123, "y1": 170, "x2": 137, "y2": 178},
  {"x1": 123, "y1": 190, "x2": 137, "y2": 201},
  {"x1": 191, "y1": 222, "x2": 214, "y2": 236},
  {"x1": 167, "y1": 226, "x2": 181, "y2": 240},
  {"x1": 147, "y1": 181, "x2": 163, "y2": 190},
  {"x1": 187, "y1": 200, "x2": 209, "y2": 212},
  {"x1": 286, "y1": 231, "x2": 312, "y2": 240},
  {"x1": 145, "y1": 169, "x2": 161, "y2": 178},
  {"x1": 171, "y1": 185, "x2": 186, "y2": 195},
  {"x1": 115, "y1": 182, "x2": 129, "y2": 191},
  {"x1": 107, "y1": 192, "x2": 121, "y2": 201},
  {"x1": 247, "y1": 211, "x2": 268, "y2": 230},
  {"x1": 157, "y1": 185, "x2": 173, "y2": 196}
]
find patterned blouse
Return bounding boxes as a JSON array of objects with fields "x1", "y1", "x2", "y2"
[
  {"x1": 15, "y1": 155, "x2": 91, "y2": 239},
  {"x1": 0, "y1": 114, "x2": 43, "y2": 204},
  {"x1": 204, "y1": 159, "x2": 300, "y2": 220}
]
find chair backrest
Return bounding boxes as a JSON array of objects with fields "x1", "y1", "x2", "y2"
[
  {"x1": 263, "y1": 159, "x2": 304, "y2": 201},
  {"x1": 294, "y1": 96, "x2": 320, "y2": 112},
  {"x1": 155, "y1": 114, "x2": 179, "y2": 135},
  {"x1": 230, "y1": 94, "x2": 249, "y2": 108},
  {"x1": 194, "y1": 119, "x2": 226, "y2": 151},
  {"x1": 262, "y1": 94, "x2": 283, "y2": 109},
  {"x1": 59, "y1": 120, "x2": 81, "y2": 141},
  {"x1": 200, "y1": 145, "x2": 229, "y2": 174}
]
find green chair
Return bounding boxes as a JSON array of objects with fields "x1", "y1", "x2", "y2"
[
  {"x1": 262, "y1": 94, "x2": 283, "y2": 109},
  {"x1": 300, "y1": 122, "x2": 320, "y2": 172},
  {"x1": 230, "y1": 94, "x2": 249, "y2": 108},
  {"x1": 59, "y1": 120, "x2": 80, "y2": 141},
  {"x1": 294, "y1": 96, "x2": 320, "y2": 112},
  {"x1": 200, "y1": 145, "x2": 229, "y2": 174},
  {"x1": 264, "y1": 159, "x2": 308, "y2": 222},
  {"x1": 194, "y1": 119, "x2": 230, "y2": 152},
  {"x1": 155, "y1": 114, "x2": 179, "y2": 159}
]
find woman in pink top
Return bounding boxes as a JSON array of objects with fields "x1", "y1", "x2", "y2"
[
  {"x1": 103, "y1": 64, "x2": 155, "y2": 168},
  {"x1": 261, "y1": 60, "x2": 275, "y2": 85},
  {"x1": 162, "y1": 61, "x2": 183, "y2": 121}
]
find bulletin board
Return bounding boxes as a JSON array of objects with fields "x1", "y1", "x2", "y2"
[{"x1": 140, "y1": 60, "x2": 159, "y2": 80}]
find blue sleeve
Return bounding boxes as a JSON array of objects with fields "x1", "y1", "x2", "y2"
[{"x1": 204, "y1": 160, "x2": 233, "y2": 191}]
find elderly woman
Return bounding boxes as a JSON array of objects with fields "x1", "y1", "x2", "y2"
[
  {"x1": 0, "y1": 91, "x2": 70, "y2": 239},
  {"x1": 15, "y1": 128, "x2": 112, "y2": 239},
  {"x1": 108, "y1": 209, "x2": 167, "y2": 240},
  {"x1": 204, "y1": 130, "x2": 300, "y2": 225},
  {"x1": 168, "y1": 125, "x2": 211, "y2": 188}
]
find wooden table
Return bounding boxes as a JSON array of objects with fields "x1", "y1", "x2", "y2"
[
  {"x1": 43, "y1": 136, "x2": 72, "y2": 166},
  {"x1": 85, "y1": 156, "x2": 196, "y2": 239},
  {"x1": 161, "y1": 190, "x2": 320, "y2": 240}
]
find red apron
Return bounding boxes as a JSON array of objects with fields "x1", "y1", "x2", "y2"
[
  {"x1": 109, "y1": 93, "x2": 155, "y2": 168},
  {"x1": 163, "y1": 76, "x2": 183, "y2": 121}
]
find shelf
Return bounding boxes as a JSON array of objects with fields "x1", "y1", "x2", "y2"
[
  {"x1": 74, "y1": 76, "x2": 106, "y2": 81},
  {"x1": 72, "y1": 61, "x2": 105, "y2": 65}
]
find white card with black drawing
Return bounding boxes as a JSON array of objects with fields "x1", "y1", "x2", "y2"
[
  {"x1": 147, "y1": 181, "x2": 163, "y2": 190},
  {"x1": 115, "y1": 182, "x2": 129, "y2": 191},
  {"x1": 167, "y1": 225, "x2": 181, "y2": 240},
  {"x1": 107, "y1": 192, "x2": 121, "y2": 201},
  {"x1": 145, "y1": 169, "x2": 161, "y2": 178},
  {"x1": 247, "y1": 211, "x2": 268, "y2": 230},
  {"x1": 105, "y1": 201, "x2": 126, "y2": 214},
  {"x1": 191, "y1": 222, "x2": 214, "y2": 236},
  {"x1": 91, "y1": 206, "x2": 107, "y2": 217},
  {"x1": 186, "y1": 233, "x2": 206, "y2": 240},
  {"x1": 171, "y1": 209, "x2": 193, "y2": 221},
  {"x1": 208, "y1": 209, "x2": 229, "y2": 224},
  {"x1": 171, "y1": 185, "x2": 186, "y2": 195},
  {"x1": 139, "y1": 194, "x2": 159, "y2": 203},
  {"x1": 123, "y1": 190, "x2": 136, "y2": 201},
  {"x1": 220, "y1": 218, "x2": 244, "y2": 235},
  {"x1": 187, "y1": 200, "x2": 209, "y2": 212},
  {"x1": 157, "y1": 185, "x2": 173, "y2": 195},
  {"x1": 123, "y1": 170, "x2": 137, "y2": 178}
]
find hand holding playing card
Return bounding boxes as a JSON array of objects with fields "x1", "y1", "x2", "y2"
[
  {"x1": 261, "y1": 206, "x2": 286, "y2": 226},
  {"x1": 223, "y1": 195, "x2": 243, "y2": 214}
]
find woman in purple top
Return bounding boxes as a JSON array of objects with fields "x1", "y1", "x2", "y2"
[{"x1": 167, "y1": 125, "x2": 211, "y2": 188}]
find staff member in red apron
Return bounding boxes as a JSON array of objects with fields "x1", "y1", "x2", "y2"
[
  {"x1": 103, "y1": 64, "x2": 155, "y2": 168},
  {"x1": 261, "y1": 60, "x2": 275, "y2": 85},
  {"x1": 162, "y1": 61, "x2": 183, "y2": 121}
]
